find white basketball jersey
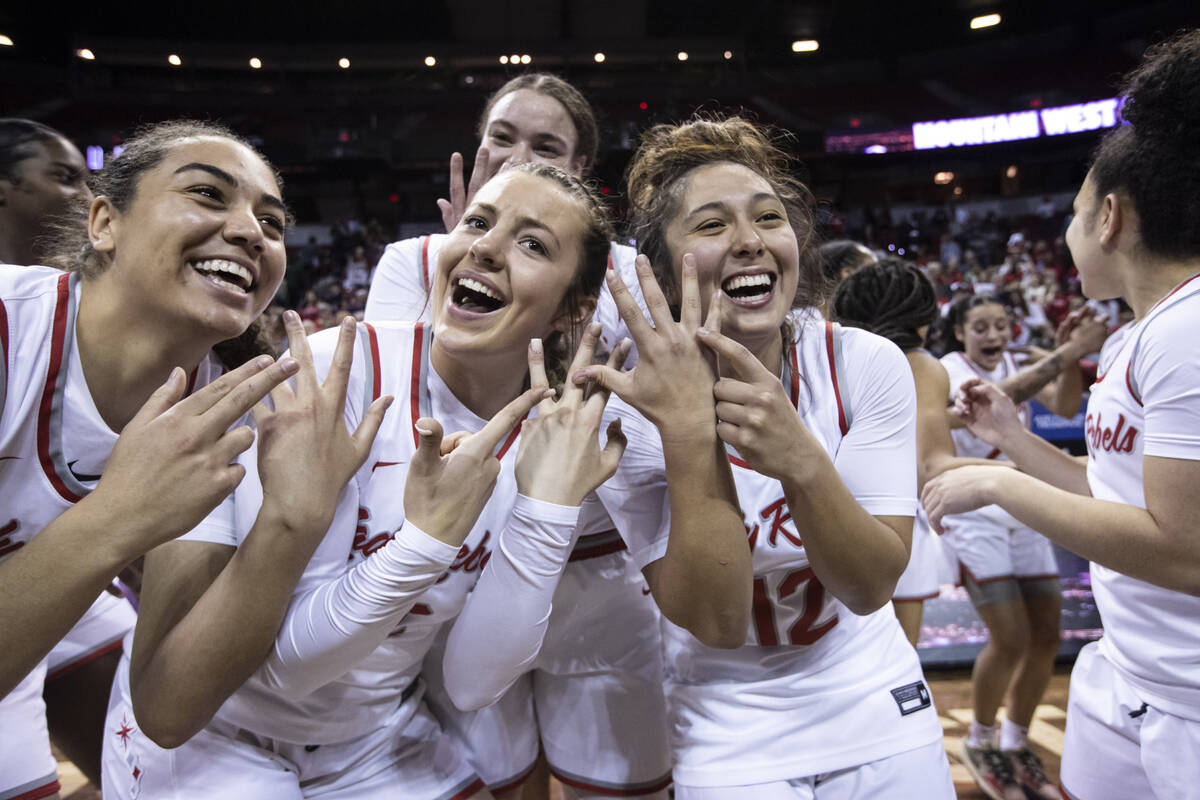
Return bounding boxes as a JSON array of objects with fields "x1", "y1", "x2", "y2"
[
  {"x1": 1085, "y1": 273, "x2": 1200, "y2": 719},
  {"x1": 598, "y1": 317, "x2": 941, "y2": 784},
  {"x1": 199, "y1": 321, "x2": 529, "y2": 744}
]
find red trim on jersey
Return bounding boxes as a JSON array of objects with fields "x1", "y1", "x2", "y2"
[
  {"x1": 36, "y1": 274, "x2": 80, "y2": 503},
  {"x1": 825, "y1": 322, "x2": 849, "y2": 435},
  {"x1": 727, "y1": 453, "x2": 750, "y2": 469},
  {"x1": 788, "y1": 343, "x2": 800, "y2": 408},
  {"x1": 985, "y1": 447, "x2": 1002, "y2": 459},
  {"x1": 1059, "y1": 781, "x2": 1082, "y2": 800},
  {"x1": 409, "y1": 324, "x2": 425, "y2": 438},
  {"x1": 549, "y1": 769, "x2": 673, "y2": 797},
  {"x1": 568, "y1": 529, "x2": 628, "y2": 561},
  {"x1": 495, "y1": 423, "x2": 522, "y2": 460},
  {"x1": 185, "y1": 365, "x2": 200, "y2": 395},
  {"x1": 606, "y1": 252, "x2": 614, "y2": 271},
  {"x1": 7, "y1": 779, "x2": 62, "y2": 800},
  {"x1": 420, "y1": 235, "x2": 432, "y2": 293},
  {"x1": 45, "y1": 637, "x2": 123, "y2": 682},
  {"x1": 958, "y1": 562, "x2": 1016, "y2": 586},
  {"x1": 364, "y1": 323, "x2": 382, "y2": 402},
  {"x1": 0, "y1": 296, "x2": 8, "y2": 372},
  {"x1": 1124, "y1": 358, "x2": 1144, "y2": 408},
  {"x1": 444, "y1": 777, "x2": 486, "y2": 800},
  {"x1": 488, "y1": 760, "x2": 538, "y2": 795},
  {"x1": 1016, "y1": 573, "x2": 1060, "y2": 582},
  {"x1": 1147, "y1": 270, "x2": 1200, "y2": 315}
]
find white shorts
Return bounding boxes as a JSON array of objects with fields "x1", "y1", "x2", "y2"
[
  {"x1": 1061, "y1": 642, "x2": 1200, "y2": 800},
  {"x1": 941, "y1": 510, "x2": 1059, "y2": 585},
  {"x1": 893, "y1": 510, "x2": 940, "y2": 602},
  {"x1": 425, "y1": 550, "x2": 671, "y2": 796},
  {"x1": 46, "y1": 590, "x2": 135, "y2": 680},
  {"x1": 673, "y1": 738, "x2": 954, "y2": 800},
  {"x1": 0, "y1": 661, "x2": 59, "y2": 800},
  {"x1": 102, "y1": 653, "x2": 483, "y2": 800}
]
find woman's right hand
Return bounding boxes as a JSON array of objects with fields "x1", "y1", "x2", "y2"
[
  {"x1": 571, "y1": 254, "x2": 720, "y2": 436},
  {"x1": 404, "y1": 386, "x2": 552, "y2": 546},
  {"x1": 253, "y1": 312, "x2": 394, "y2": 534},
  {"x1": 436, "y1": 146, "x2": 491, "y2": 233},
  {"x1": 954, "y1": 377, "x2": 1024, "y2": 447},
  {"x1": 87, "y1": 341, "x2": 301, "y2": 553}
]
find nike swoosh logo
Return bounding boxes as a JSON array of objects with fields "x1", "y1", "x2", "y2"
[
  {"x1": 67, "y1": 460, "x2": 103, "y2": 482},
  {"x1": 371, "y1": 461, "x2": 406, "y2": 472}
]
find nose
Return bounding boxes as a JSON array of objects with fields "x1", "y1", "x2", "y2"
[
  {"x1": 223, "y1": 203, "x2": 265, "y2": 253},
  {"x1": 468, "y1": 229, "x2": 504, "y2": 271},
  {"x1": 503, "y1": 141, "x2": 533, "y2": 168},
  {"x1": 733, "y1": 219, "x2": 765, "y2": 258}
]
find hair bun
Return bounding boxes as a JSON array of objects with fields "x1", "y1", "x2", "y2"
[{"x1": 1120, "y1": 30, "x2": 1200, "y2": 146}]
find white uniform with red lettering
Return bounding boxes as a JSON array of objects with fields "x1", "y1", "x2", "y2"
[
  {"x1": 0, "y1": 267, "x2": 167, "y2": 800},
  {"x1": 102, "y1": 321, "x2": 579, "y2": 799},
  {"x1": 1060, "y1": 274, "x2": 1200, "y2": 800},
  {"x1": 939, "y1": 351, "x2": 1059, "y2": 587},
  {"x1": 597, "y1": 317, "x2": 952, "y2": 797},
  {"x1": 366, "y1": 236, "x2": 672, "y2": 796}
]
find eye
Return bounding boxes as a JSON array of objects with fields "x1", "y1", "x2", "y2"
[
  {"x1": 757, "y1": 210, "x2": 784, "y2": 223},
  {"x1": 520, "y1": 236, "x2": 547, "y2": 255},
  {"x1": 489, "y1": 133, "x2": 513, "y2": 145},
  {"x1": 696, "y1": 219, "x2": 725, "y2": 232},
  {"x1": 188, "y1": 185, "x2": 224, "y2": 202},
  {"x1": 259, "y1": 214, "x2": 286, "y2": 233},
  {"x1": 535, "y1": 146, "x2": 562, "y2": 157},
  {"x1": 462, "y1": 215, "x2": 488, "y2": 231}
]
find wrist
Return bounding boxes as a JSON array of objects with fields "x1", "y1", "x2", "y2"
[{"x1": 258, "y1": 499, "x2": 332, "y2": 539}]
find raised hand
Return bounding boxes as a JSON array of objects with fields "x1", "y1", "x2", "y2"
[
  {"x1": 89, "y1": 342, "x2": 300, "y2": 550},
  {"x1": 571, "y1": 254, "x2": 719, "y2": 433},
  {"x1": 404, "y1": 385, "x2": 552, "y2": 546},
  {"x1": 1063, "y1": 306, "x2": 1109, "y2": 356},
  {"x1": 253, "y1": 312, "x2": 393, "y2": 532},
  {"x1": 953, "y1": 377, "x2": 1024, "y2": 447},
  {"x1": 436, "y1": 146, "x2": 491, "y2": 233},
  {"x1": 696, "y1": 327, "x2": 818, "y2": 481},
  {"x1": 516, "y1": 324, "x2": 629, "y2": 506},
  {"x1": 921, "y1": 465, "x2": 1007, "y2": 533}
]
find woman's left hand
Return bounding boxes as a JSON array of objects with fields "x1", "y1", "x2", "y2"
[
  {"x1": 921, "y1": 465, "x2": 1007, "y2": 533},
  {"x1": 696, "y1": 328, "x2": 816, "y2": 482},
  {"x1": 515, "y1": 323, "x2": 629, "y2": 506}
]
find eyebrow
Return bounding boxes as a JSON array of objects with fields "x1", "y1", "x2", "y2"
[
  {"x1": 487, "y1": 120, "x2": 568, "y2": 148},
  {"x1": 685, "y1": 192, "x2": 779, "y2": 221},
  {"x1": 174, "y1": 162, "x2": 286, "y2": 213}
]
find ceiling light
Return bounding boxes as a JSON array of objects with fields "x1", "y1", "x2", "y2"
[
  {"x1": 934, "y1": 171, "x2": 955, "y2": 184},
  {"x1": 424, "y1": 55, "x2": 436, "y2": 67},
  {"x1": 249, "y1": 57, "x2": 262, "y2": 69},
  {"x1": 594, "y1": 52, "x2": 606, "y2": 63},
  {"x1": 76, "y1": 48, "x2": 95, "y2": 60},
  {"x1": 338, "y1": 57, "x2": 350, "y2": 69},
  {"x1": 791, "y1": 40, "x2": 819, "y2": 52},
  {"x1": 520, "y1": 54, "x2": 531, "y2": 64},
  {"x1": 0, "y1": 35, "x2": 14, "y2": 47},
  {"x1": 510, "y1": 54, "x2": 520, "y2": 63},
  {"x1": 1006, "y1": 165, "x2": 1018, "y2": 178},
  {"x1": 970, "y1": 13, "x2": 1001, "y2": 29},
  {"x1": 677, "y1": 51, "x2": 688, "y2": 61},
  {"x1": 168, "y1": 54, "x2": 182, "y2": 66},
  {"x1": 723, "y1": 50, "x2": 733, "y2": 60},
  {"x1": 499, "y1": 55, "x2": 508, "y2": 64}
]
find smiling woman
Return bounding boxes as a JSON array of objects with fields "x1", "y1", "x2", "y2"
[{"x1": 0, "y1": 120, "x2": 308, "y2": 800}]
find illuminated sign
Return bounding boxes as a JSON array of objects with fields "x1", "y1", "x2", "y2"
[{"x1": 911, "y1": 98, "x2": 1120, "y2": 150}]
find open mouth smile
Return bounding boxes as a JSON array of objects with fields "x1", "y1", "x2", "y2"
[
  {"x1": 192, "y1": 259, "x2": 255, "y2": 293},
  {"x1": 721, "y1": 271, "x2": 777, "y2": 307},
  {"x1": 451, "y1": 275, "x2": 508, "y2": 314}
]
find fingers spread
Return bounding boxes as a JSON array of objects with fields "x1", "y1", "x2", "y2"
[
  {"x1": 679, "y1": 254, "x2": 702, "y2": 331},
  {"x1": 527, "y1": 339, "x2": 556, "y2": 413},
  {"x1": 130, "y1": 366, "x2": 188, "y2": 425},
  {"x1": 564, "y1": 323, "x2": 602, "y2": 402},
  {"x1": 605, "y1": 267, "x2": 654, "y2": 343},
  {"x1": 351, "y1": 395, "x2": 394, "y2": 458},
  {"x1": 281, "y1": 310, "x2": 319, "y2": 393},
  {"x1": 696, "y1": 329, "x2": 762, "y2": 381},
  {"x1": 471, "y1": 386, "x2": 548, "y2": 456},
  {"x1": 636, "y1": 254, "x2": 675, "y2": 332},
  {"x1": 323, "y1": 316, "x2": 358, "y2": 409}
]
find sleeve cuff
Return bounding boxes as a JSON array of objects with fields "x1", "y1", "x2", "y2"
[
  {"x1": 395, "y1": 519, "x2": 462, "y2": 564},
  {"x1": 512, "y1": 493, "x2": 583, "y2": 524}
]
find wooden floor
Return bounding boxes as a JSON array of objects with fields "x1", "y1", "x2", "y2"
[{"x1": 58, "y1": 666, "x2": 1072, "y2": 799}]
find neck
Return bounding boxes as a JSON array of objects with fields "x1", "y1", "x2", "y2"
[
  {"x1": 729, "y1": 327, "x2": 785, "y2": 379},
  {"x1": 1122, "y1": 257, "x2": 1200, "y2": 320},
  {"x1": 430, "y1": 340, "x2": 529, "y2": 419},
  {"x1": 76, "y1": 275, "x2": 214, "y2": 431},
  {"x1": 0, "y1": 225, "x2": 35, "y2": 266}
]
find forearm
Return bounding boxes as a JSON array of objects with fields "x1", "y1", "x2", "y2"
[
  {"x1": 984, "y1": 470, "x2": 1199, "y2": 593},
  {"x1": 257, "y1": 522, "x2": 457, "y2": 697},
  {"x1": 0, "y1": 501, "x2": 135, "y2": 697},
  {"x1": 998, "y1": 344, "x2": 1082, "y2": 405},
  {"x1": 444, "y1": 496, "x2": 579, "y2": 710},
  {"x1": 653, "y1": 429, "x2": 752, "y2": 648},
  {"x1": 131, "y1": 506, "x2": 331, "y2": 744},
  {"x1": 782, "y1": 455, "x2": 909, "y2": 615},
  {"x1": 992, "y1": 426, "x2": 1091, "y2": 495}
]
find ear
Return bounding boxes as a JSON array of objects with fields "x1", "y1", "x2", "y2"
[
  {"x1": 552, "y1": 295, "x2": 597, "y2": 333},
  {"x1": 1098, "y1": 192, "x2": 1123, "y2": 247},
  {"x1": 953, "y1": 323, "x2": 965, "y2": 344},
  {"x1": 88, "y1": 196, "x2": 117, "y2": 254}
]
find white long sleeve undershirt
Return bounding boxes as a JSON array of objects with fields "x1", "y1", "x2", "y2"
[
  {"x1": 255, "y1": 521, "x2": 459, "y2": 697},
  {"x1": 443, "y1": 494, "x2": 581, "y2": 710}
]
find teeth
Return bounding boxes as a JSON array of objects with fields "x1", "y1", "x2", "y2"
[
  {"x1": 723, "y1": 274, "x2": 773, "y2": 292},
  {"x1": 456, "y1": 276, "x2": 503, "y2": 302},
  {"x1": 193, "y1": 259, "x2": 252, "y2": 291}
]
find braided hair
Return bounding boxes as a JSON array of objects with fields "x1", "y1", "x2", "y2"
[{"x1": 831, "y1": 257, "x2": 937, "y2": 352}]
